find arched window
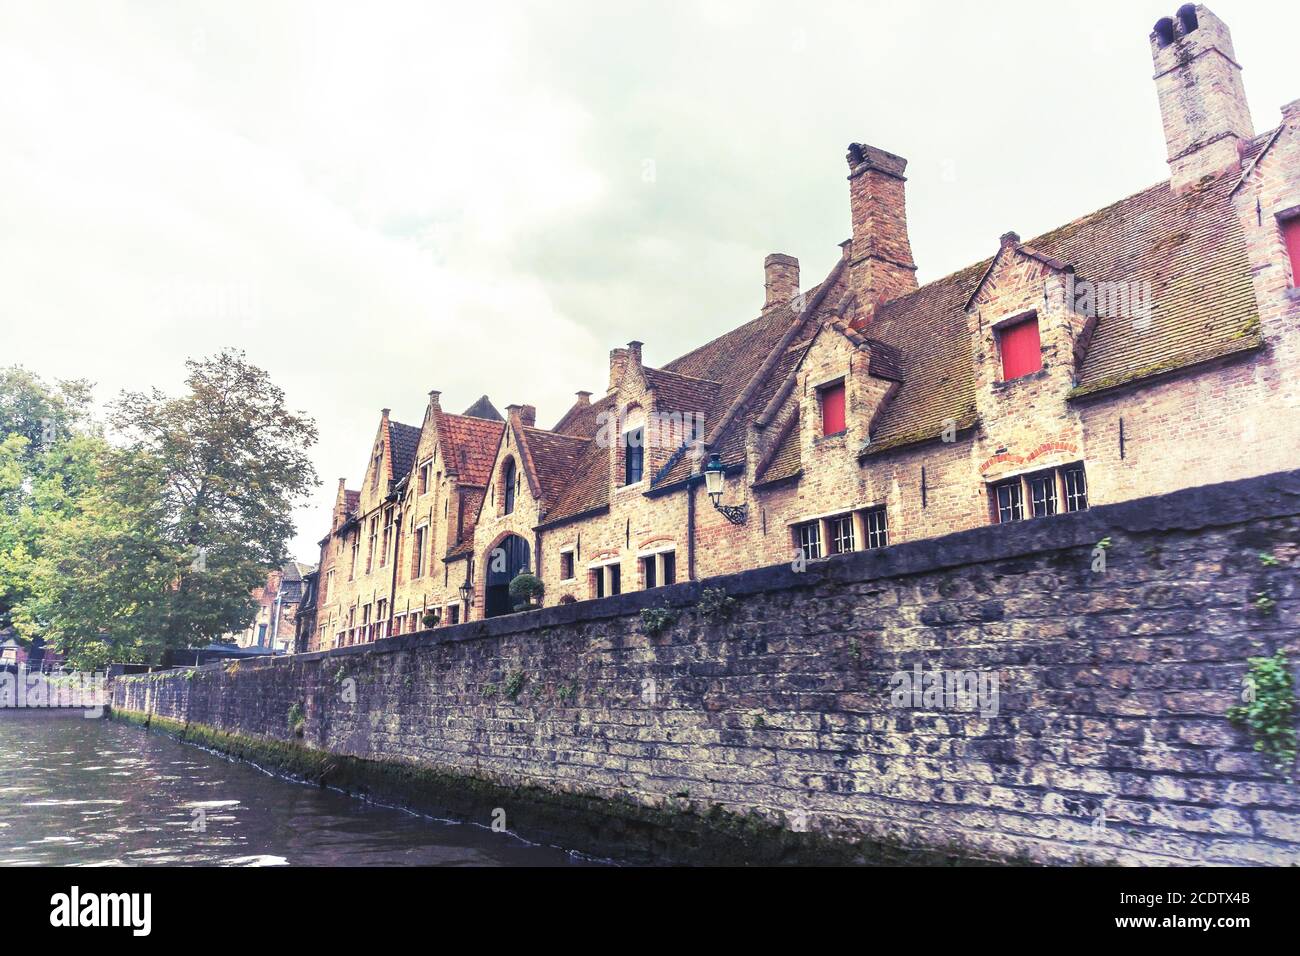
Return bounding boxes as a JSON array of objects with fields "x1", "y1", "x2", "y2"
[{"x1": 503, "y1": 460, "x2": 516, "y2": 514}]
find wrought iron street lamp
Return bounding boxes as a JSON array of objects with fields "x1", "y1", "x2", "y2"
[
  {"x1": 703, "y1": 453, "x2": 747, "y2": 525},
  {"x1": 459, "y1": 579, "x2": 472, "y2": 611}
]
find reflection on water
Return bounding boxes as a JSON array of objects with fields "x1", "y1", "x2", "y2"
[{"x1": 0, "y1": 712, "x2": 588, "y2": 867}]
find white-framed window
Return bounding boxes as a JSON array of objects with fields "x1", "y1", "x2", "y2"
[
  {"x1": 412, "y1": 524, "x2": 428, "y2": 578},
  {"x1": 863, "y1": 506, "x2": 889, "y2": 550},
  {"x1": 795, "y1": 521, "x2": 822, "y2": 560},
  {"x1": 418, "y1": 459, "x2": 433, "y2": 495},
  {"x1": 559, "y1": 548, "x2": 576, "y2": 582},
  {"x1": 639, "y1": 549, "x2": 676, "y2": 589},
  {"x1": 827, "y1": 514, "x2": 855, "y2": 555},
  {"x1": 993, "y1": 463, "x2": 1088, "y2": 524},
  {"x1": 589, "y1": 560, "x2": 621, "y2": 598}
]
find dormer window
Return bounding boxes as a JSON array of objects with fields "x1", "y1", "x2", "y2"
[
  {"x1": 819, "y1": 381, "x2": 846, "y2": 437},
  {"x1": 998, "y1": 315, "x2": 1042, "y2": 381}
]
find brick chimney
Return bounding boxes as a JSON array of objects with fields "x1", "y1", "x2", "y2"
[
  {"x1": 1151, "y1": 5, "x2": 1254, "y2": 192},
  {"x1": 506, "y1": 404, "x2": 537, "y2": 427},
  {"x1": 608, "y1": 341, "x2": 643, "y2": 392},
  {"x1": 763, "y1": 253, "x2": 800, "y2": 310},
  {"x1": 845, "y1": 143, "x2": 917, "y2": 325},
  {"x1": 575, "y1": 390, "x2": 592, "y2": 405}
]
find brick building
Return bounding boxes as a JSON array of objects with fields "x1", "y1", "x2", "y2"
[
  {"x1": 307, "y1": 5, "x2": 1299, "y2": 650},
  {"x1": 223, "y1": 562, "x2": 315, "y2": 653}
]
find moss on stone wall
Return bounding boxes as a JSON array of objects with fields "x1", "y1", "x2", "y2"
[{"x1": 108, "y1": 705, "x2": 987, "y2": 866}]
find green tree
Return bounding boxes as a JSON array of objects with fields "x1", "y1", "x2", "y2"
[
  {"x1": 9, "y1": 350, "x2": 319, "y2": 668},
  {"x1": 0, "y1": 368, "x2": 100, "y2": 667}
]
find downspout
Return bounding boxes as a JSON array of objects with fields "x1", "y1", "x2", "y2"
[
  {"x1": 387, "y1": 517, "x2": 401, "y2": 639},
  {"x1": 687, "y1": 478, "x2": 696, "y2": 581}
]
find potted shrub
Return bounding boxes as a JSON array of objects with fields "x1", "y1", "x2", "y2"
[
  {"x1": 422, "y1": 609, "x2": 439, "y2": 629},
  {"x1": 508, "y1": 572, "x2": 545, "y2": 611}
]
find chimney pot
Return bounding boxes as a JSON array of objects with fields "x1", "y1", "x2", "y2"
[
  {"x1": 763, "y1": 253, "x2": 800, "y2": 310},
  {"x1": 627, "y1": 341, "x2": 643, "y2": 367},
  {"x1": 575, "y1": 390, "x2": 592, "y2": 405},
  {"x1": 1000, "y1": 231, "x2": 1021, "y2": 248}
]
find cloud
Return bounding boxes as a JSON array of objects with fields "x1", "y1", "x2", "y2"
[{"x1": 0, "y1": 0, "x2": 1295, "y2": 560}]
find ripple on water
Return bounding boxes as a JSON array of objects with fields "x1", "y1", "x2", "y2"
[{"x1": 0, "y1": 714, "x2": 596, "y2": 867}]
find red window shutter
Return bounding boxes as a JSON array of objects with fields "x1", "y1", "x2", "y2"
[
  {"x1": 1284, "y1": 217, "x2": 1300, "y2": 287},
  {"x1": 999, "y1": 317, "x2": 1042, "y2": 381},
  {"x1": 821, "y1": 382, "x2": 846, "y2": 435}
]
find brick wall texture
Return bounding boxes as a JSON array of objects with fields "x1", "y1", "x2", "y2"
[{"x1": 115, "y1": 469, "x2": 1300, "y2": 866}]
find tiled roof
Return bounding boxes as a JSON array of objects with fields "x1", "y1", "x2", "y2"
[
  {"x1": 862, "y1": 167, "x2": 1263, "y2": 453},
  {"x1": 643, "y1": 366, "x2": 721, "y2": 419},
  {"x1": 754, "y1": 408, "x2": 802, "y2": 486},
  {"x1": 540, "y1": 438, "x2": 610, "y2": 524},
  {"x1": 388, "y1": 421, "x2": 422, "y2": 484},
  {"x1": 444, "y1": 488, "x2": 485, "y2": 560},
  {"x1": 552, "y1": 393, "x2": 611, "y2": 438},
  {"x1": 438, "y1": 413, "x2": 505, "y2": 488},
  {"x1": 521, "y1": 427, "x2": 589, "y2": 516}
]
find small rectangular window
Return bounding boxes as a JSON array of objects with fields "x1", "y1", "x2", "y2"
[
  {"x1": 998, "y1": 316, "x2": 1042, "y2": 381},
  {"x1": 593, "y1": 569, "x2": 605, "y2": 599},
  {"x1": 448, "y1": 605, "x2": 460, "y2": 625},
  {"x1": 995, "y1": 479, "x2": 1024, "y2": 523},
  {"x1": 559, "y1": 551, "x2": 575, "y2": 581},
  {"x1": 609, "y1": 563, "x2": 621, "y2": 596},
  {"x1": 795, "y1": 521, "x2": 822, "y2": 560},
  {"x1": 624, "y1": 428, "x2": 644, "y2": 485},
  {"x1": 1284, "y1": 215, "x2": 1300, "y2": 287},
  {"x1": 864, "y1": 506, "x2": 889, "y2": 549},
  {"x1": 642, "y1": 555, "x2": 657, "y2": 589},
  {"x1": 662, "y1": 551, "x2": 676, "y2": 586},
  {"x1": 412, "y1": 526, "x2": 427, "y2": 578},
  {"x1": 827, "y1": 514, "x2": 856, "y2": 555},
  {"x1": 820, "y1": 381, "x2": 846, "y2": 436}
]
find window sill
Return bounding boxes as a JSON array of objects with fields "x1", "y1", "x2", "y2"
[
  {"x1": 992, "y1": 366, "x2": 1048, "y2": 390},
  {"x1": 616, "y1": 480, "x2": 648, "y2": 493}
]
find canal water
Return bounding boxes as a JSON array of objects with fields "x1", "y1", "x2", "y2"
[{"x1": 0, "y1": 712, "x2": 588, "y2": 866}]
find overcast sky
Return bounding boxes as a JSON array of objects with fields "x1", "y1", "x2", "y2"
[{"x1": 2, "y1": 0, "x2": 1296, "y2": 562}]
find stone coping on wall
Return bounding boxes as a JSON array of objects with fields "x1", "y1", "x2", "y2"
[{"x1": 255, "y1": 467, "x2": 1300, "y2": 668}]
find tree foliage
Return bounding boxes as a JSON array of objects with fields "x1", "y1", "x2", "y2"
[{"x1": 1, "y1": 351, "x2": 318, "y2": 668}]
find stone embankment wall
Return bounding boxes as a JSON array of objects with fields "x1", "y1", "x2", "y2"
[{"x1": 113, "y1": 470, "x2": 1300, "y2": 865}]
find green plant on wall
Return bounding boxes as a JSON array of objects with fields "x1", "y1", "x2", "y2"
[
  {"x1": 287, "y1": 701, "x2": 305, "y2": 737},
  {"x1": 504, "y1": 670, "x2": 526, "y2": 701},
  {"x1": 640, "y1": 605, "x2": 679, "y2": 636},
  {"x1": 1252, "y1": 591, "x2": 1277, "y2": 615},
  {"x1": 697, "y1": 587, "x2": 736, "y2": 624},
  {"x1": 1227, "y1": 651, "x2": 1296, "y2": 777}
]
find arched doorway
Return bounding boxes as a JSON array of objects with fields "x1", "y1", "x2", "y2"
[{"x1": 485, "y1": 534, "x2": 530, "y2": 618}]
